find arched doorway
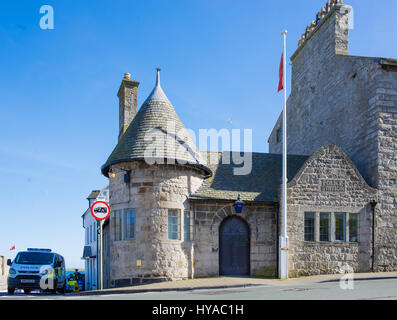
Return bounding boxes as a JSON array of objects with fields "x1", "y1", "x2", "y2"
[{"x1": 219, "y1": 216, "x2": 250, "y2": 276}]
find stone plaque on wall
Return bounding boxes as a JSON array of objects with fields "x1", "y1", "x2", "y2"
[{"x1": 320, "y1": 179, "x2": 346, "y2": 193}]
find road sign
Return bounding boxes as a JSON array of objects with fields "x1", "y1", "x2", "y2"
[{"x1": 90, "y1": 201, "x2": 110, "y2": 221}]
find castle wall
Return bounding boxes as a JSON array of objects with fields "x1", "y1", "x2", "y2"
[
  {"x1": 286, "y1": 145, "x2": 377, "y2": 277},
  {"x1": 191, "y1": 201, "x2": 277, "y2": 278},
  {"x1": 372, "y1": 64, "x2": 397, "y2": 271},
  {"x1": 269, "y1": 4, "x2": 378, "y2": 186},
  {"x1": 268, "y1": 3, "x2": 397, "y2": 272},
  {"x1": 269, "y1": 53, "x2": 380, "y2": 187},
  {"x1": 107, "y1": 161, "x2": 204, "y2": 287}
]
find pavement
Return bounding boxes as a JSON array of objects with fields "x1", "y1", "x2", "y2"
[{"x1": 68, "y1": 271, "x2": 397, "y2": 297}]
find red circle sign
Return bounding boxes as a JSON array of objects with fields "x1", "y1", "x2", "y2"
[{"x1": 90, "y1": 201, "x2": 111, "y2": 221}]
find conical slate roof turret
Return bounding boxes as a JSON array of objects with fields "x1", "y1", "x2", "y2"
[
  {"x1": 101, "y1": 69, "x2": 212, "y2": 177},
  {"x1": 143, "y1": 68, "x2": 171, "y2": 104}
]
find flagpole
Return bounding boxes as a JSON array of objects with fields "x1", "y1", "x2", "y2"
[{"x1": 279, "y1": 30, "x2": 289, "y2": 279}]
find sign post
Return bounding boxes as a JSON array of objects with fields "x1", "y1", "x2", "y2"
[
  {"x1": 99, "y1": 219, "x2": 103, "y2": 290},
  {"x1": 90, "y1": 201, "x2": 110, "y2": 291}
]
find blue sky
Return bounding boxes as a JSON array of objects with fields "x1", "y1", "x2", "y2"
[{"x1": 0, "y1": 0, "x2": 396, "y2": 268}]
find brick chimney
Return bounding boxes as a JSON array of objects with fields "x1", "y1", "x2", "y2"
[{"x1": 117, "y1": 73, "x2": 140, "y2": 142}]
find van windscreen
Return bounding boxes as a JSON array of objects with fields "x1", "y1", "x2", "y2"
[{"x1": 14, "y1": 252, "x2": 54, "y2": 265}]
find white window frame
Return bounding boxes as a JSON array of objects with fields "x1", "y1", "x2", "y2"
[
  {"x1": 334, "y1": 212, "x2": 346, "y2": 242},
  {"x1": 304, "y1": 212, "x2": 315, "y2": 242},
  {"x1": 168, "y1": 209, "x2": 181, "y2": 240},
  {"x1": 319, "y1": 213, "x2": 330, "y2": 242},
  {"x1": 302, "y1": 210, "x2": 359, "y2": 244},
  {"x1": 348, "y1": 213, "x2": 359, "y2": 243},
  {"x1": 124, "y1": 209, "x2": 136, "y2": 240},
  {"x1": 114, "y1": 210, "x2": 123, "y2": 241}
]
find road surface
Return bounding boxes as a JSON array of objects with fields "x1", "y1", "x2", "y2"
[{"x1": 1, "y1": 278, "x2": 396, "y2": 300}]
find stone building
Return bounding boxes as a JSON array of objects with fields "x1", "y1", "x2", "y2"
[
  {"x1": 82, "y1": 186, "x2": 109, "y2": 290},
  {"x1": 100, "y1": 1, "x2": 395, "y2": 287},
  {"x1": 0, "y1": 256, "x2": 9, "y2": 291},
  {"x1": 268, "y1": 1, "x2": 397, "y2": 273}
]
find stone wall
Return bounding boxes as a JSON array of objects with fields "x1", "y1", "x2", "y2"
[
  {"x1": 285, "y1": 145, "x2": 377, "y2": 277},
  {"x1": 372, "y1": 61, "x2": 397, "y2": 271},
  {"x1": 118, "y1": 75, "x2": 139, "y2": 142},
  {"x1": 0, "y1": 256, "x2": 9, "y2": 291},
  {"x1": 269, "y1": 53, "x2": 380, "y2": 187},
  {"x1": 191, "y1": 201, "x2": 277, "y2": 278},
  {"x1": 102, "y1": 221, "x2": 111, "y2": 289},
  {"x1": 268, "y1": 3, "x2": 397, "y2": 272},
  {"x1": 270, "y1": 4, "x2": 368, "y2": 175},
  {"x1": 268, "y1": 4, "x2": 378, "y2": 186},
  {"x1": 107, "y1": 161, "x2": 204, "y2": 287}
]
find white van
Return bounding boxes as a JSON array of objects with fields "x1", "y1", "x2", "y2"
[{"x1": 7, "y1": 248, "x2": 66, "y2": 294}]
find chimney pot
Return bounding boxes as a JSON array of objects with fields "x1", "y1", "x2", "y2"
[{"x1": 124, "y1": 73, "x2": 131, "y2": 80}]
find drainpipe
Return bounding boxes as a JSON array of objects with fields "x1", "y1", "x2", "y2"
[
  {"x1": 275, "y1": 201, "x2": 280, "y2": 278},
  {"x1": 370, "y1": 200, "x2": 377, "y2": 273}
]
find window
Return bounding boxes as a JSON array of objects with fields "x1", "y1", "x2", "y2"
[
  {"x1": 54, "y1": 255, "x2": 59, "y2": 268},
  {"x1": 14, "y1": 252, "x2": 54, "y2": 265},
  {"x1": 276, "y1": 128, "x2": 282, "y2": 143},
  {"x1": 89, "y1": 225, "x2": 92, "y2": 243},
  {"x1": 168, "y1": 209, "x2": 181, "y2": 240},
  {"x1": 184, "y1": 210, "x2": 193, "y2": 241},
  {"x1": 320, "y1": 213, "x2": 330, "y2": 242},
  {"x1": 303, "y1": 211, "x2": 358, "y2": 243},
  {"x1": 349, "y1": 214, "x2": 359, "y2": 242},
  {"x1": 124, "y1": 209, "x2": 136, "y2": 240},
  {"x1": 335, "y1": 213, "x2": 346, "y2": 242},
  {"x1": 115, "y1": 210, "x2": 122, "y2": 241},
  {"x1": 93, "y1": 222, "x2": 96, "y2": 242},
  {"x1": 304, "y1": 213, "x2": 315, "y2": 242}
]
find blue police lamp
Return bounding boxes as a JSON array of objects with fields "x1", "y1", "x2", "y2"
[{"x1": 233, "y1": 194, "x2": 244, "y2": 213}]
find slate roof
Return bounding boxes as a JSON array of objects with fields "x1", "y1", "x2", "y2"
[
  {"x1": 82, "y1": 246, "x2": 95, "y2": 259},
  {"x1": 190, "y1": 151, "x2": 309, "y2": 202},
  {"x1": 87, "y1": 190, "x2": 100, "y2": 200},
  {"x1": 101, "y1": 70, "x2": 211, "y2": 177}
]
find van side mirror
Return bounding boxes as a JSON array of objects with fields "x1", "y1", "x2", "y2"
[{"x1": 7, "y1": 259, "x2": 12, "y2": 266}]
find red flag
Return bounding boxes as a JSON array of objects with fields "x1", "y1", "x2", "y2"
[
  {"x1": 278, "y1": 52, "x2": 284, "y2": 92},
  {"x1": 10, "y1": 245, "x2": 15, "y2": 251}
]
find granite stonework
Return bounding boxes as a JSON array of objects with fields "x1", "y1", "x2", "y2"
[
  {"x1": 269, "y1": 3, "x2": 397, "y2": 272},
  {"x1": 102, "y1": 219, "x2": 111, "y2": 289},
  {"x1": 118, "y1": 74, "x2": 139, "y2": 142},
  {"x1": 190, "y1": 201, "x2": 277, "y2": 278},
  {"x1": 101, "y1": 3, "x2": 396, "y2": 286},
  {"x1": 376, "y1": 71, "x2": 397, "y2": 271},
  {"x1": 0, "y1": 256, "x2": 9, "y2": 291},
  {"x1": 106, "y1": 161, "x2": 204, "y2": 287},
  {"x1": 284, "y1": 145, "x2": 377, "y2": 277}
]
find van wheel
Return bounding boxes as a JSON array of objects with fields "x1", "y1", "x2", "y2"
[
  {"x1": 23, "y1": 289, "x2": 31, "y2": 294},
  {"x1": 51, "y1": 280, "x2": 58, "y2": 294},
  {"x1": 57, "y1": 282, "x2": 66, "y2": 294},
  {"x1": 8, "y1": 288, "x2": 15, "y2": 295}
]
